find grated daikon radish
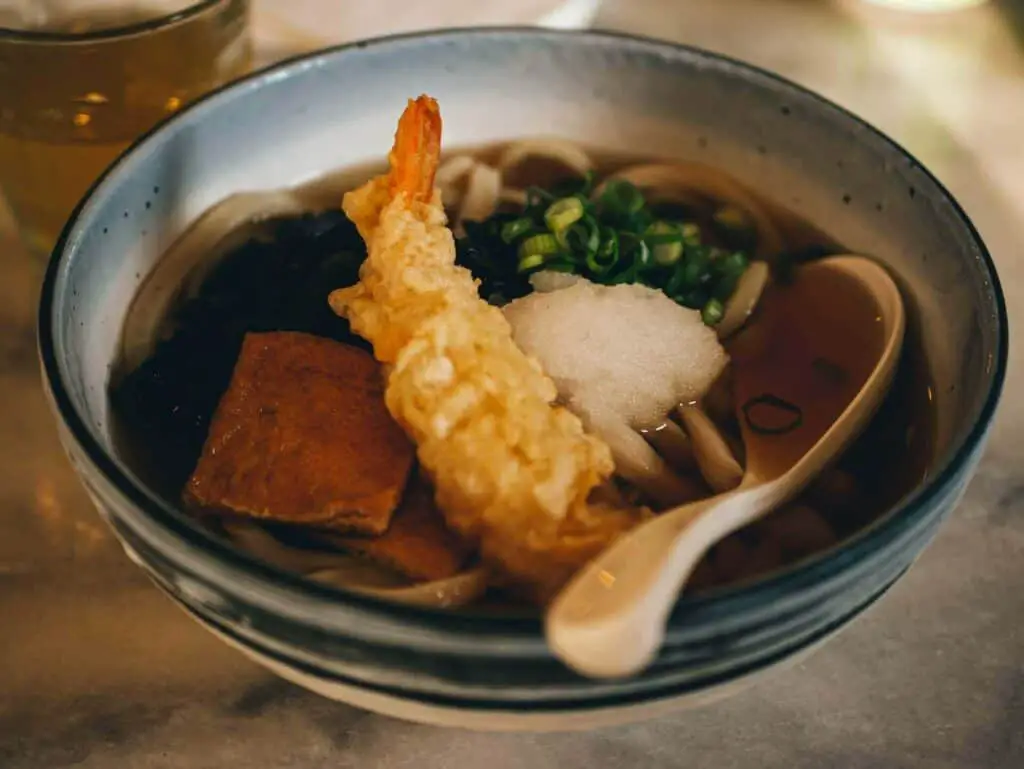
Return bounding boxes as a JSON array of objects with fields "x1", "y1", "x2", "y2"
[{"x1": 503, "y1": 279, "x2": 729, "y2": 430}]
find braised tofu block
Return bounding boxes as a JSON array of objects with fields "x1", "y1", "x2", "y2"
[
  {"x1": 184, "y1": 331, "x2": 414, "y2": 535},
  {"x1": 321, "y1": 473, "x2": 472, "y2": 582}
]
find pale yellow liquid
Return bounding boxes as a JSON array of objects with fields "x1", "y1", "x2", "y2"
[{"x1": 0, "y1": 2, "x2": 252, "y2": 256}]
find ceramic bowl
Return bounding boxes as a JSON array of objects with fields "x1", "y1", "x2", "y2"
[{"x1": 38, "y1": 28, "x2": 1007, "y2": 731}]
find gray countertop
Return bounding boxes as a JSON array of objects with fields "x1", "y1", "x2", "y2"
[{"x1": 2, "y1": 1, "x2": 1023, "y2": 766}]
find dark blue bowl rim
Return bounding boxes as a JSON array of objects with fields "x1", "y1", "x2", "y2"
[
  {"x1": 37, "y1": 27, "x2": 1009, "y2": 646},
  {"x1": 181, "y1": 569, "x2": 901, "y2": 713}
]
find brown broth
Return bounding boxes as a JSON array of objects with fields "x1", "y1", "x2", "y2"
[{"x1": 732, "y1": 267, "x2": 887, "y2": 480}]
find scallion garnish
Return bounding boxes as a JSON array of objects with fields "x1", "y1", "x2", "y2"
[
  {"x1": 682, "y1": 246, "x2": 712, "y2": 288},
  {"x1": 664, "y1": 260, "x2": 688, "y2": 297},
  {"x1": 501, "y1": 217, "x2": 534, "y2": 244},
  {"x1": 716, "y1": 250, "x2": 749, "y2": 279},
  {"x1": 559, "y1": 218, "x2": 601, "y2": 257},
  {"x1": 586, "y1": 227, "x2": 619, "y2": 274},
  {"x1": 454, "y1": 171, "x2": 758, "y2": 327},
  {"x1": 517, "y1": 253, "x2": 547, "y2": 273},
  {"x1": 606, "y1": 233, "x2": 651, "y2": 284},
  {"x1": 679, "y1": 287, "x2": 710, "y2": 310},
  {"x1": 601, "y1": 180, "x2": 645, "y2": 218},
  {"x1": 545, "y1": 197, "x2": 585, "y2": 233},
  {"x1": 701, "y1": 297, "x2": 725, "y2": 326},
  {"x1": 645, "y1": 221, "x2": 684, "y2": 266},
  {"x1": 518, "y1": 233, "x2": 561, "y2": 261}
]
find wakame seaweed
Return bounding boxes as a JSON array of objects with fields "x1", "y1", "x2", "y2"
[{"x1": 111, "y1": 210, "x2": 369, "y2": 492}]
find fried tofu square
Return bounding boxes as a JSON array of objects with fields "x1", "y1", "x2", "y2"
[
  {"x1": 318, "y1": 472, "x2": 472, "y2": 582},
  {"x1": 183, "y1": 331, "x2": 415, "y2": 535}
]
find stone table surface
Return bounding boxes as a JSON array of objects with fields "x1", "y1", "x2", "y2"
[{"x1": 2, "y1": 0, "x2": 1023, "y2": 767}]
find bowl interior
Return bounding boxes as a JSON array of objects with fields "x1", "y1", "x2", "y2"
[{"x1": 43, "y1": 29, "x2": 1005, "y2": 610}]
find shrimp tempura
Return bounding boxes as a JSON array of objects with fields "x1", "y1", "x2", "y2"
[{"x1": 329, "y1": 96, "x2": 646, "y2": 601}]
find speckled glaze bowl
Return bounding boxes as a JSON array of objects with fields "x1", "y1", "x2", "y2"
[{"x1": 38, "y1": 28, "x2": 1007, "y2": 731}]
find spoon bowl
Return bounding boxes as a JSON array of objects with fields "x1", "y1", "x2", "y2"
[{"x1": 546, "y1": 254, "x2": 907, "y2": 679}]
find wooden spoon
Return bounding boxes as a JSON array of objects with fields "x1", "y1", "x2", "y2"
[{"x1": 545, "y1": 255, "x2": 906, "y2": 678}]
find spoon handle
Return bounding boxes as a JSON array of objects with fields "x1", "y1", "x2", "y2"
[{"x1": 546, "y1": 481, "x2": 781, "y2": 679}]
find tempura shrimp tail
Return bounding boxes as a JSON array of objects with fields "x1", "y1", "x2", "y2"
[
  {"x1": 329, "y1": 95, "x2": 646, "y2": 602},
  {"x1": 342, "y1": 95, "x2": 441, "y2": 243}
]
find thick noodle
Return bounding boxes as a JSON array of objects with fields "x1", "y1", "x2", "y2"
[
  {"x1": 223, "y1": 522, "x2": 489, "y2": 609},
  {"x1": 458, "y1": 162, "x2": 502, "y2": 223},
  {"x1": 497, "y1": 139, "x2": 595, "y2": 178},
  {"x1": 310, "y1": 566, "x2": 490, "y2": 609},
  {"x1": 677, "y1": 406, "x2": 744, "y2": 492},
  {"x1": 718, "y1": 260, "x2": 771, "y2": 339},
  {"x1": 597, "y1": 162, "x2": 785, "y2": 259},
  {"x1": 640, "y1": 420, "x2": 697, "y2": 473}
]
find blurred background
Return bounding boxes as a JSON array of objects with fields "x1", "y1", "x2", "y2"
[{"x1": 1, "y1": 0, "x2": 1022, "y2": 766}]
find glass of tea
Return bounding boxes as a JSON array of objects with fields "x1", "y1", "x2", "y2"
[{"x1": 0, "y1": 0, "x2": 252, "y2": 257}]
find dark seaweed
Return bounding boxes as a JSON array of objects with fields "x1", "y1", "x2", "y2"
[
  {"x1": 111, "y1": 210, "x2": 368, "y2": 493},
  {"x1": 455, "y1": 216, "x2": 535, "y2": 305}
]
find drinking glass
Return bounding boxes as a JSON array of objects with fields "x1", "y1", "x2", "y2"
[{"x1": 0, "y1": 0, "x2": 252, "y2": 257}]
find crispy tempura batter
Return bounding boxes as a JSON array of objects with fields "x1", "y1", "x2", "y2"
[{"x1": 329, "y1": 96, "x2": 646, "y2": 601}]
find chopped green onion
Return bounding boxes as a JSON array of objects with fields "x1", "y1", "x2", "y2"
[
  {"x1": 518, "y1": 233, "x2": 561, "y2": 260},
  {"x1": 455, "y1": 172, "x2": 763, "y2": 329},
  {"x1": 653, "y1": 242, "x2": 683, "y2": 266},
  {"x1": 607, "y1": 233, "x2": 650, "y2": 284},
  {"x1": 702, "y1": 297, "x2": 725, "y2": 325},
  {"x1": 601, "y1": 180, "x2": 646, "y2": 218},
  {"x1": 664, "y1": 260, "x2": 688, "y2": 297},
  {"x1": 623, "y1": 232, "x2": 652, "y2": 267},
  {"x1": 679, "y1": 288, "x2": 710, "y2": 310},
  {"x1": 645, "y1": 221, "x2": 684, "y2": 266},
  {"x1": 682, "y1": 246, "x2": 712, "y2": 288},
  {"x1": 586, "y1": 228, "x2": 619, "y2": 274},
  {"x1": 642, "y1": 223, "x2": 681, "y2": 245},
  {"x1": 712, "y1": 251, "x2": 751, "y2": 300},
  {"x1": 500, "y1": 217, "x2": 534, "y2": 244},
  {"x1": 545, "y1": 197, "x2": 585, "y2": 233},
  {"x1": 517, "y1": 254, "x2": 547, "y2": 272},
  {"x1": 715, "y1": 250, "x2": 749, "y2": 280},
  {"x1": 558, "y1": 218, "x2": 601, "y2": 256}
]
